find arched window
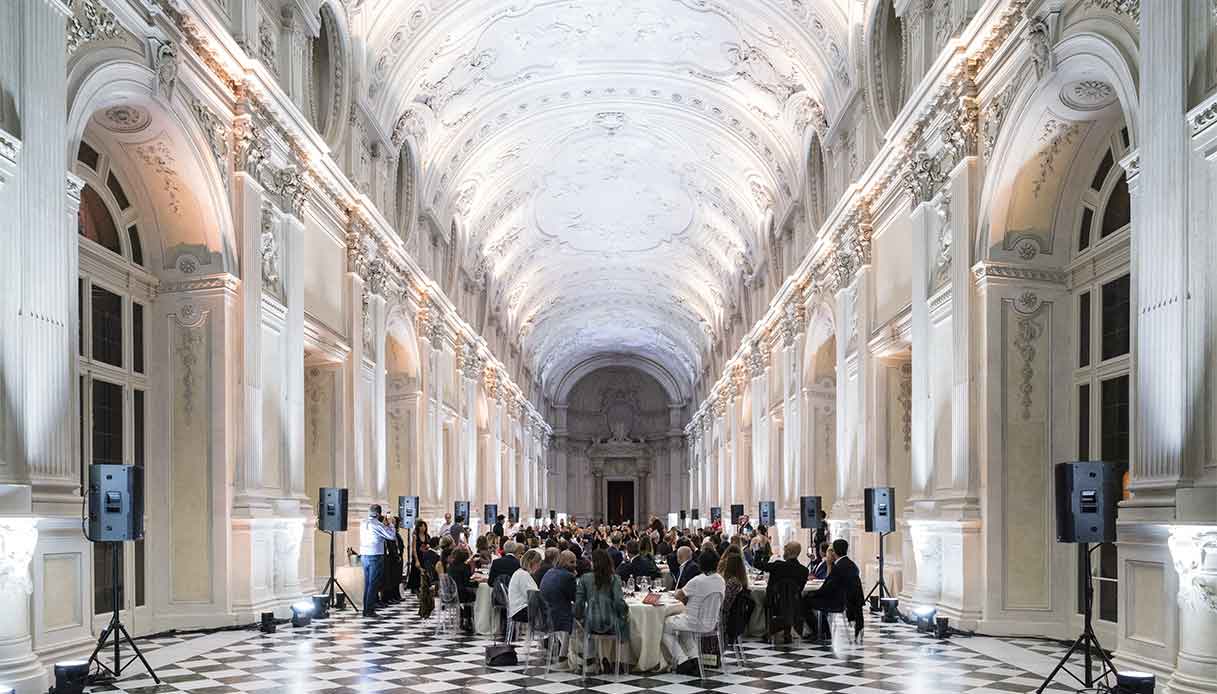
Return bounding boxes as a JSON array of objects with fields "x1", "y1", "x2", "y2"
[
  {"x1": 871, "y1": 0, "x2": 908, "y2": 126},
  {"x1": 396, "y1": 143, "x2": 416, "y2": 241},
  {"x1": 1070, "y1": 126, "x2": 1133, "y2": 626},
  {"x1": 309, "y1": 4, "x2": 342, "y2": 137},
  {"x1": 74, "y1": 137, "x2": 151, "y2": 620},
  {"x1": 807, "y1": 136, "x2": 828, "y2": 233}
]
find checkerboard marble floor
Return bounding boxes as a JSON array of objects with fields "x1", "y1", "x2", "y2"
[{"x1": 86, "y1": 596, "x2": 1084, "y2": 694}]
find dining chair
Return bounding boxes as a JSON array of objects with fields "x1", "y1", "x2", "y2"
[{"x1": 672, "y1": 591, "x2": 725, "y2": 680}]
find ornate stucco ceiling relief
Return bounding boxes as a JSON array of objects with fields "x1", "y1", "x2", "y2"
[{"x1": 367, "y1": 0, "x2": 851, "y2": 400}]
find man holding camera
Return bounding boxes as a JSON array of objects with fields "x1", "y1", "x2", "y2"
[{"x1": 360, "y1": 505, "x2": 399, "y2": 618}]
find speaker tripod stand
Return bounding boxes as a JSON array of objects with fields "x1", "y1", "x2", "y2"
[
  {"x1": 865, "y1": 531, "x2": 892, "y2": 604},
  {"x1": 322, "y1": 530, "x2": 358, "y2": 612},
  {"x1": 1036, "y1": 544, "x2": 1117, "y2": 693},
  {"x1": 86, "y1": 543, "x2": 159, "y2": 684}
]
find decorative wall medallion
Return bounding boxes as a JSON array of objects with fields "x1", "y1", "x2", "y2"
[
  {"x1": 1015, "y1": 237, "x2": 1039, "y2": 260},
  {"x1": 135, "y1": 139, "x2": 183, "y2": 215},
  {"x1": 95, "y1": 105, "x2": 151, "y2": 134},
  {"x1": 176, "y1": 255, "x2": 198, "y2": 274},
  {"x1": 1061, "y1": 80, "x2": 1116, "y2": 112}
]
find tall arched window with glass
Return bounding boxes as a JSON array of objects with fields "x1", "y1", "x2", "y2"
[
  {"x1": 75, "y1": 138, "x2": 150, "y2": 621},
  {"x1": 1071, "y1": 126, "x2": 1133, "y2": 626}
]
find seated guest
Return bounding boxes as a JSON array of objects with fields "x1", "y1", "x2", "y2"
[
  {"x1": 438, "y1": 535, "x2": 454, "y2": 566},
  {"x1": 803, "y1": 539, "x2": 863, "y2": 641},
  {"x1": 489, "y1": 541, "x2": 522, "y2": 590},
  {"x1": 672, "y1": 546, "x2": 697, "y2": 589},
  {"x1": 662, "y1": 550, "x2": 725, "y2": 675},
  {"x1": 534, "y1": 547, "x2": 558, "y2": 586},
  {"x1": 507, "y1": 549, "x2": 543, "y2": 630},
  {"x1": 616, "y1": 539, "x2": 661, "y2": 582},
  {"x1": 570, "y1": 543, "x2": 592, "y2": 577},
  {"x1": 540, "y1": 550, "x2": 578, "y2": 635},
  {"x1": 718, "y1": 552, "x2": 749, "y2": 637},
  {"x1": 810, "y1": 543, "x2": 831, "y2": 580},
  {"x1": 446, "y1": 547, "x2": 478, "y2": 632},
  {"x1": 576, "y1": 549, "x2": 630, "y2": 674},
  {"x1": 607, "y1": 533, "x2": 625, "y2": 567},
  {"x1": 759, "y1": 541, "x2": 810, "y2": 643},
  {"x1": 474, "y1": 534, "x2": 493, "y2": 568}
]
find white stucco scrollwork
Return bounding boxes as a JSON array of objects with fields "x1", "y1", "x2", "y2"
[
  {"x1": 0, "y1": 519, "x2": 39, "y2": 595},
  {"x1": 1169, "y1": 527, "x2": 1217, "y2": 614}
]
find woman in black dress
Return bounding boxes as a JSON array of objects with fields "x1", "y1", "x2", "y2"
[{"x1": 406, "y1": 520, "x2": 431, "y2": 593}]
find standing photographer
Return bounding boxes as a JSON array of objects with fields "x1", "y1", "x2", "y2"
[{"x1": 360, "y1": 505, "x2": 398, "y2": 618}]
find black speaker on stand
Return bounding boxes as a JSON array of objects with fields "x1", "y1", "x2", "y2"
[
  {"x1": 84, "y1": 464, "x2": 159, "y2": 684},
  {"x1": 318, "y1": 487, "x2": 357, "y2": 613},
  {"x1": 863, "y1": 487, "x2": 894, "y2": 604},
  {"x1": 1036, "y1": 461, "x2": 1123, "y2": 693},
  {"x1": 800, "y1": 495, "x2": 823, "y2": 562}
]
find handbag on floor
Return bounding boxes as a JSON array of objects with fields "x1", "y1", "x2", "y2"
[{"x1": 484, "y1": 644, "x2": 518, "y2": 666}]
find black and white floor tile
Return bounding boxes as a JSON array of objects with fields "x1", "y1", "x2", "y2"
[{"x1": 85, "y1": 596, "x2": 1088, "y2": 694}]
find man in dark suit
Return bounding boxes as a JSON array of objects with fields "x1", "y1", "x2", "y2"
[
  {"x1": 617, "y1": 540, "x2": 662, "y2": 582},
  {"x1": 803, "y1": 539, "x2": 862, "y2": 641},
  {"x1": 607, "y1": 533, "x2": 625, "y2": 567},
  {"x1": 759, "y1": 541, "x2": 810, "y2": 643},
  {"x1": 672, "y1": 546, "x2": 697, "y2": 589},
  {"x1": 488, "y1": 541, "x2": 522, "y2": 589},
  {"x1": 540, "y1": 550, "x2": 578, "y2": 634}
]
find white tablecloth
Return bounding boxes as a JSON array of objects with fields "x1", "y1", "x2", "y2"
[
  {"x1": 473, "y1": 581, "x2": 497, "y2": 636},
  {"x1": 746, "y1": 579, "x2": 822, "y2": 636},
  {"x1": 566, "y1": 595, "x2": 685, "y2": 672}
]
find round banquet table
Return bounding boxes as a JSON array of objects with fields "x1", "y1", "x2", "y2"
[
  {"x1": 566, "y1": 593, "x2": 686, "y2": 672},
  {"x1": 473, "y1": 579, "x2": 498, "y2": 636},
  {"x1": 746, "y1": 578, "x2": 823, "y2": 636}
]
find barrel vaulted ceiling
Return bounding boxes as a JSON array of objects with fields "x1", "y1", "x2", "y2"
[{"x1": 365, "y1": 0, "x2": 852, "y2": 399}]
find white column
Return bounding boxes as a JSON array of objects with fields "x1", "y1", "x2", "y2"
[
  {"x1": 1167, "y1": 527, "x2": 1217, "y2": 694},
  {"x1": 0, "y1": 519, "x2": 42, "y2": 694},
  {"x1": 749, "y1": 348, "x2": 770, "y2": 512}
]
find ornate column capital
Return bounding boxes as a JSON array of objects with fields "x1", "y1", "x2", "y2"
[
  {"x1": 903, "y1": 150, "x2": 945, "y2": 209},
  {"x1": 745, "y1": 343, "x2": 768, "y2": 378}
]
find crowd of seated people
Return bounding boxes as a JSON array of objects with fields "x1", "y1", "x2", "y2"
[{"x1": 393, "y1": 512, "x2": 861, "y2": 674}]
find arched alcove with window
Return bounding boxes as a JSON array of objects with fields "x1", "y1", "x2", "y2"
[
  {"x1": 807, "y1": 135, "x2": 829, "y2": 235},
  {"x1": 73, "y1": 135, "x2": 152, "y2": 624},
  {"x1": 395, "y1": 142, "x2": 417, "y2": 242},
  {"x1": 309, "y1": 2, "x2": 349, "y2": 145},
  {"x1": 867, "y1": 0, "x2": 908, "y2": 131}
]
